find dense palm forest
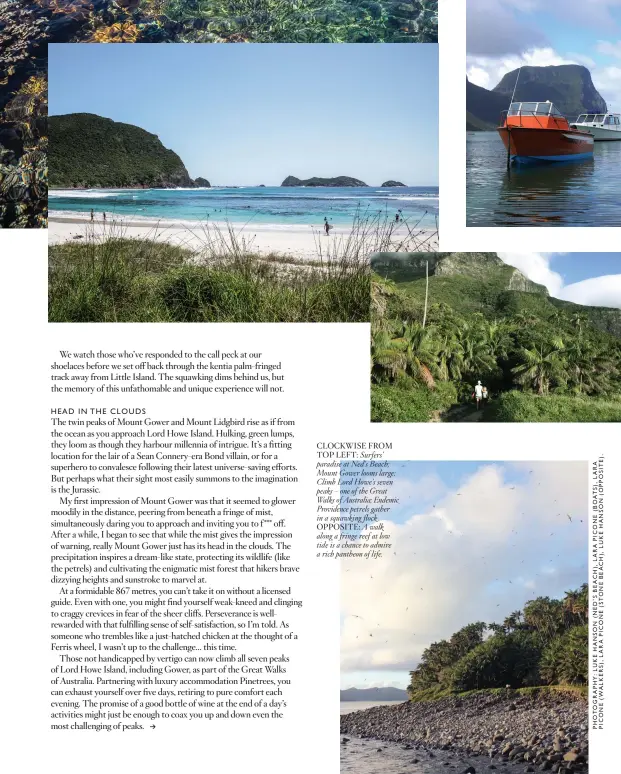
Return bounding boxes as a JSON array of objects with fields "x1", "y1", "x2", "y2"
[
  {"x1": 408, "y1": 585, "x2": 588, "y2": 700},
  {"x1": 371, "y1": 254, "x2": 621, "y2": 422}
]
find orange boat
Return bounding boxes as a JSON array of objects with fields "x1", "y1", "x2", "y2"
[{"x1": 498, "y1": 101, "x2": 594, "y2": 164}]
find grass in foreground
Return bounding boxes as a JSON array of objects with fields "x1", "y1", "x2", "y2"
[{"x1": 49, "y1": 211, "x2": 437, "y2": 323}]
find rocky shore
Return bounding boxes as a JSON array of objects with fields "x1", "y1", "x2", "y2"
[{"x1": 340, "y1": 690, "x2": 588, "y2": 774}]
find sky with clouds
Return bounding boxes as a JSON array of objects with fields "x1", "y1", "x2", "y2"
[
  {"x1": 467, "y1": 0, "x2": 621, "y2": 111},
  {"x1": 497, "y1": 253, "x2": 621, "y2": 309},
  {"x1": 340, "y1": 461, "x2": 588, "y2": 690}
]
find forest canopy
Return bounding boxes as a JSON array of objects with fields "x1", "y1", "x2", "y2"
[{"x1": 408, "y1": 585, "x2": 588, "y2": 699}]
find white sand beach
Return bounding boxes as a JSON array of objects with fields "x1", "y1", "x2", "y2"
[{"x1": 48, "y1": 212, "x2": 438, "y2": 261}]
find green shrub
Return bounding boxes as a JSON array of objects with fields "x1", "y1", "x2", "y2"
[
  {"x1": 371, "y1": 381, "x2": 457, "y2": 422},
  {"x1": 540, "y1": 625, "x2": 588, "y2": 685},
  {"x1": 451, "y1": 632, "x2": 542, "y2": 692},
  {"x1": 486, "y1": 391, "x2": 621, "y2": 422}
]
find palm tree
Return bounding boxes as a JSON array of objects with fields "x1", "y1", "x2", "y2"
[
  {"x1": 511, "y1": 338, "x2": 567, "y2": 395},
  {"x1": 371, "y1": 322, "x2": 437, "y2": 388}
]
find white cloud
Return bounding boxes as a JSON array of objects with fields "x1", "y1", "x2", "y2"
[
  {"x1": 561, "y1": 274, "x2": 621, "y2": 307},
  {"x1": 466, "y1": 47, "x2": 584, "y2": 92},
  {"x1": 498, "y1": 254, "x2": 621, "y2": 309},
  {"x1": 595, "y1": 39, "x2": 621, "y2": 58},
  {"x1": 340, "y1": 463, "x2": 587, "y2": 680}
]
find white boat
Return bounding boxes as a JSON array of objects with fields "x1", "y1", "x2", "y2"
[{"x1": 569, "y1": 112, "x2": 621, "y2": 141}]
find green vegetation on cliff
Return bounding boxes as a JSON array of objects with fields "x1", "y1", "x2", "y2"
[
  {"x1": 49, "y1": 113, "x2": 195, "y2": 189},
  {"x1": 408, "y1": 585, "x2": 588, "y2": 699},
  {"x1": 371, "y1": 253, "x2": 621, "y2": 422}
]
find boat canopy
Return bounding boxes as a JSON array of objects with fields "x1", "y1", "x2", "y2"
[
  {"x1": 574, "y1": 113, "x2": 621, "y2": 125},
  {"x1": 508, "y1": 101, "x2": 564, "y2": 117}
]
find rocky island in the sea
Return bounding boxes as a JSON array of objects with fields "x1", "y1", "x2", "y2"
[
  {"x1": 48, "y1": 113, "x2": 207, "y2": 189},
  {"x1": 281, "y1": 175, "x2": 369, "y2": 187},
  {"x1": 381, "y1": 180, "x2": 406, "y2": 187}
]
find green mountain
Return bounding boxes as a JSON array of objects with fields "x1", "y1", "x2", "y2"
[
  {"x1": 466, "y1": 65, "x2": 607, "y2": 130},
  {"x1": 281, "y1": 175, "x2": 368, "y2": 187},
  {"x1": 494, "y1": 65, "x2": 607, "y2": 117},
  {"x1": 371, "y1": 252, "x2": 621, "y2": 337},
  {"x1": 466, "y1": 78, "x2": 510, "y2": 130},
  {"x1": 49, "y1": 113, "x2": 200, "y2": 189}
]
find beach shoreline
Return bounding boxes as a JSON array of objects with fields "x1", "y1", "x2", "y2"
[
  {"x1": 340, "y1": 690, "x2": 588, "y2": 773},
  {"x1": 48, "y1": 212, "x2": 439, "y2": 261}
]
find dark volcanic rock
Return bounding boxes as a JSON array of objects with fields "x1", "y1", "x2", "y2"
[
  {"x1": 381, "y1": 180, "x2": 406, "y2": 187},
  {"x1": 193, "y1": 176, "x2": 211, "y2": 187},
  {"x1": 281, "y1": 175, "x2": 368, "y2": 187},
  {"x1": 340, "y1": 690, "x2": 588, "y2": 774}
]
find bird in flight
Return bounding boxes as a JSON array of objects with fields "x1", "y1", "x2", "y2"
[{"x1": 567, "y1": 514, "x2": 572, "y2": 522}]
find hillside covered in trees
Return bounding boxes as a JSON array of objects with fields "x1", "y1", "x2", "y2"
[
  {"x1": 48, "y1": 114, "x2": 200, "y2": 189},
  {"x1": 408, "y1": 585, "x2": 588, "y2": 700},
  {"x1": 371, "y1": 253, "x2": 621, "y2": 422}
]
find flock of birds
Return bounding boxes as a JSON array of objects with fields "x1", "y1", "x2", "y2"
[{"x1": 342, "y1": 467, "x2": 585, "y2": 659}]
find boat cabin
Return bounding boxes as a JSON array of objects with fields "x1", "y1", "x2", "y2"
[
  {"x1": 501, "y1": 101, "x2": 570, "y2": 130},
  {"x1": 572, "y1": 113, "x2": 621, "y2": 129}
]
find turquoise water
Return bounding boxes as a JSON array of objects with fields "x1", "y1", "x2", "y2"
[{"x1": 49, "y1": 186, "x2": 439, "y2": 229}]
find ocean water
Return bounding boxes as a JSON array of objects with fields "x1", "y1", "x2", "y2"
[
  {"x1": 48, "y1": 186, "x2": 439, "y2": 229},
  {"x1": 340, "y1": 700, "x2": 404, "y2": 715},
  {"x1": 340, "y1": 736, "x2": 477, "y2": 774},
  {"x1": 466, "y1": 131, "x2": 621, "y2": 226}
]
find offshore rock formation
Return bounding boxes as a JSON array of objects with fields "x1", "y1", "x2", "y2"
[
  {"x1": 281, "y1": 175, "x2": 369, "y2": 187},
  {"x1": 193, "y1": 177, "x2": 211, "y2": 187},
  {"x1": 381, "y1": 180, "x2": 406, "y2": 187}
]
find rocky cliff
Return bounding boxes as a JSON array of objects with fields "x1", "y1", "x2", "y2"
[
  {"x1": 494, "y1": 65, "x2": 607, "y2": 117},
  {"x1": 281, "y1": 175, "x2": 369, "y2": 187},
  {"x1": 370, "y1": 252, "x2": 548, "y2": 295},
  {"x1": 48, "y1": 113, "x2": 200, "y2": 189}
]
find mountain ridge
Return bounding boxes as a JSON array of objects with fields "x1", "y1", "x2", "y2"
[{"x1": 371, "y1": 252, "x2": 621, "y2": 338}]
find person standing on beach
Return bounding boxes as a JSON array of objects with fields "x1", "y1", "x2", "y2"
[
  {"x1": 395, "y1": 213, "x2": 400, "y2": 222},
  {"x1": 103, "y1": 212, "x2": 107, "y2": 224},
  {"x1": 324, "y1": 217, "x2": 330, "y2": 236},
  {"x1": 90, "y1": 209, "x2": 94, "y2": 223}
]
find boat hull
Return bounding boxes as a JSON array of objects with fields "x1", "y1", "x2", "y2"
[
  {"x1": 569, "y1": 125, "x2": 621, "y2": 141},
  {"x1": 497, "y1": 127, "x2": 594, "y2": 164}
]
